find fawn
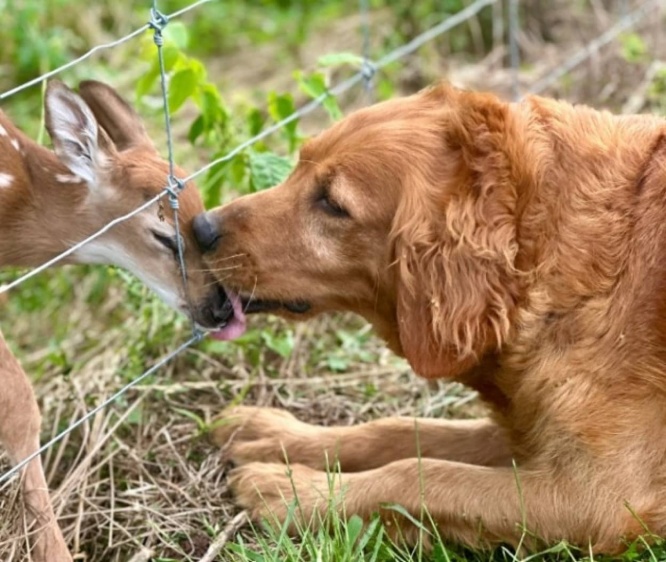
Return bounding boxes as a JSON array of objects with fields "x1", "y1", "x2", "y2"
[{"x1": 0, "y1": 80, "x2": 231, "y2": 561}]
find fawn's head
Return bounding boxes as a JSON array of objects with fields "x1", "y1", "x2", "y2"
[{"x1": 35, "y1": 80, "x2": 231, "y2": 329}]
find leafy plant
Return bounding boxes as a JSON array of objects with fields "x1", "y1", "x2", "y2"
[
  {"x1": 619, "y1": 33, "x2": 648, "y2": 64},
  {"x1": 134, "y1": 18, "x2": 350, "y2": 211}
]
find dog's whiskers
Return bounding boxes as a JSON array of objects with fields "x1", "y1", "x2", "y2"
[
  {"x1": 205, "y1": 264, "x2": 244, "y2": 274},
  {"x1": 243, "y1": 278, "x2": 259, "y2": 314}
]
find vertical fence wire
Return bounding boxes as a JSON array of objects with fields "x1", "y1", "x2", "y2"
[
  {"x1": 492, "y1": 0, "x2": 504, "y2": 56},
  {"x1": 508, "y1": 0, "x2": 520, "y2": 101},
  {"x1": 360, "y1": 0, "x2": 375, "y2": 103},
  {"x1": 149, "y1": 1, "x2": 198, "y2": 335}
]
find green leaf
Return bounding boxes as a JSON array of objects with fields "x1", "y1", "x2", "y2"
[
  {"x1": 202, "y1": 157, "x2": 230, "y2": 207},
  {"x1": 226, "y1": 544, "x2": 266, "y2": 562},
  {"x1": 268, "y1": 92, "x2": 296, "y2": 125},
  {"x1": 327, "y1": 356, "x2": 348, "y2": 372},
  {"x1": 164, "y1": 21, "x2": 189, "y2": 50},
  {"x1": 268, "y1": 91, "x2": 298, "y2": 152},
  {"x1": 355, "y1": 516, "x2": 381, "y2": 553},
  {"x1": 162, "y1": 44, "x2": 182, "y2": 73},
  {"x1": 229, "y1": 153, "x2": 247, "y2": 185},
  {"x1": 200, "y1": 84, "x2": 227, "y2": 129},
  {"x1": 135, "y1": 61, "x2": 160, "y2": 98},
  {"x1": 247, "y1": 107, "x2": 265, "y2": 137},
  {"x1": 172, "y1": 407, "x2": 206, "y2": 431},
  {"x1": 187, "y1": 57, "x2": 208, "y2": 82},
  {"x1": 294, "y1": 71, "x2": 342, "y2": 121},
  {"x1": 317, "y1": 52, "x2": 364, "y2": 69},
  {"x1": 620, "y1": 32, "x2": 647, "y2": 63},
  {"x1": 201, "y1": 339, "x2": 233, "y2": 355},
  {"x1": 202, "y1": 153, "x2": 231, "y2": 207},
  {"x1": 188, "y1": 114, "x2": 205, "y2": 144},
  {"x1": 379, "y1": 503, "x2": 431, "y2": 534},
  {"x1": 261, "y1": 330, "x2": 294, "y2": 358},
  {"x1": 168, "y1": 68, "x2": 197, "y2": 112},
  {"x1": 294, "y1": 69, "x2": 327, "y2": 99},
  {"x1": 346, "y1": 514, "x2": 364, "y2": 545},
  {"x1": 248, "y1": 151, "x2": 293, "y2": 192},
  {"x1": 322, "y1": 96, "x2": 343, "y2": 121},
  {"x1": 431, "y1": 542, "x2": 451, "y2": 562}
]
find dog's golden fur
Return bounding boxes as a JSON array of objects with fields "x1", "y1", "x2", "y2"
[{"x1": 202, "y1": 83, "x2": 666, "y2": 552}]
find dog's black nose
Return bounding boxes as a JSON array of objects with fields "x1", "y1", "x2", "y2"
[{"x1": 193, "y1": 212, "x2": 221, "y2": 253}]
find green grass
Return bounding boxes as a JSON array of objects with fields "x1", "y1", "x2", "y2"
[{"x1": 222, "y1": 474, "x2": 666, "y2": 562}]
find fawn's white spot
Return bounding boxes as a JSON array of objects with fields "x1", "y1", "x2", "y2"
[
  {"x1": 55, "y1": 173, "x2": 83, "y2": 184},
  {"x1": 0, "y1": 173, "x2": 14, "y2": 188},
  {"x1": 10, "y1": 138, "x2": 19, "y2": 151},
  {"x1": 0, "y1": 125, "x2": 7, "y2": 137}
]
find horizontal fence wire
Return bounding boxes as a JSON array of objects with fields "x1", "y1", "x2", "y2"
[
  {"x1": 0, "y1": 0, "x2": 212, "y2": 101},
  {"x1": 0, "y1": 0, "x2": 499, "y2": 486},
  {"x1": 0, "y1": 193, "x2": 165, "y2": 294},
  {"x1": 0, "y1": 333, "x2": 203, "y2": 486},
  {"x1": 188, "y1": 0, "x2": 498, "y2": 181}
]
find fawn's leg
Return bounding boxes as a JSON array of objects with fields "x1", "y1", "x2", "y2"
[
  {"x1": 0, "y1": 332, "x2": 72, "y2": 562},
  {"x1": 211, "y1": 406, "x2": 511, "y2": 470}
]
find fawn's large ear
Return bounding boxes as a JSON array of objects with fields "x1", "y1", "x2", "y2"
[
  {"x1": 77, "y1": 80, "x2": 155, "y2": 152},
  {"x1": 392, "y1": 88, "x2": 520, "y2": 379},
  {"x1": 45, "y1": 80, "x2": 116, "y2": 185}
]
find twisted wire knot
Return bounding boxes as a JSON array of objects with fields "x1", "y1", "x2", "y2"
[
  {"x1": 149, "y1": 8, "x2": 169, "y2": 46},
  {"x1": 361, "y1": 58, "x2": 377, "y2": 82},
  {"x1": 166, "y1": 177, "x2": 185, "y2": 209}
]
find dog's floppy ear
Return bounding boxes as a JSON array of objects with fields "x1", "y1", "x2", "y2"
[{"x1": 392, "y1": 89, "x2": 521, "y2": 379}]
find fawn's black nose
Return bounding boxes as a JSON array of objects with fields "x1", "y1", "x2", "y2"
[
  {"x1": 210, "y1": 286, "x2": 234, "y2": 326},
  {"x1": 193, "y1": 212, "x2": 221, "y2": 253},
  {"x1": 195, "y1": 285, "x2": 233, "y2": 328}
]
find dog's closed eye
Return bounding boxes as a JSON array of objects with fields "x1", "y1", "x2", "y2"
[{"x1": 314, "y1": 179, "x2": 349, "y2": 218}]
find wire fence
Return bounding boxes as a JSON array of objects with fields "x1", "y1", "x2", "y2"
[
  {"x1": 0, "y1": 0, "x2": 661, "y2": 501},
  {"x1": 0, "y1": 0, "x2": 498, "y2": 489},
  {"x1": 528, "y1": 0, "x2": 662, "y2": 95}
]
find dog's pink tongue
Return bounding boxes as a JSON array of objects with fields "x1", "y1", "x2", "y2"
[{"x1": 210, "y1": 291, "x2": 247, "y2": 341}]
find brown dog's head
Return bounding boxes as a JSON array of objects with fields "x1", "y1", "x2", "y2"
[{"x1": 196, "y1": 84, "x2": 523, "y2": 379}]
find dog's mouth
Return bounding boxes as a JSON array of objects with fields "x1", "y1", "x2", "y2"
[
  {"x1": 242, "y1": 299, "x2": 311, "y2": 314},
  {"x1": 209, "y1": 290, "x2": 311, "y2": 341}
]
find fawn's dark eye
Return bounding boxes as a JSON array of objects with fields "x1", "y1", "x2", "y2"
[{"x1": 152, "y1": 231, "x2": 180, "y2": 255}]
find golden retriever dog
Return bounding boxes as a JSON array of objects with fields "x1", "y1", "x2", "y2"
[{"x1": 194, "y1": 83, "x2": 666, "y2": 553}]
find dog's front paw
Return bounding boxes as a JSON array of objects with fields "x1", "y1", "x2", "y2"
[
  {"x1": 228, "y1": 461, "x2": 434, "y2": 548},
  {"x1": 210, "y1": 406, "x2": 330, "y2": 467},
  {"x1": 228, "y1": 462, "x2": 346, "y2": 529}
]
